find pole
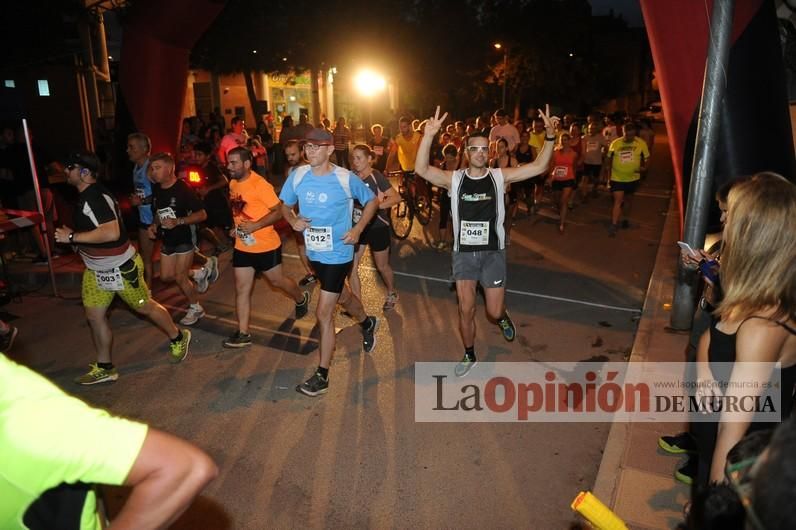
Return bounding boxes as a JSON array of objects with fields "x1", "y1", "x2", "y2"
[
  {"x1": 501, "y1": 49, "x2": 508, "y2": 109},
  {"x1": 670, "y1": 0, "x2": 734, "y2": 329},
  {"x1": 22, "y1": 119, "x2": 59, "y2": 298}
]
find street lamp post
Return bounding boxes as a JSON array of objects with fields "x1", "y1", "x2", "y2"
[{"x1": 494, "y1": 43, "x2": 508, "y2": 109}]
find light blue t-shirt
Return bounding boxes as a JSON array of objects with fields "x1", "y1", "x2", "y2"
[
  {"x1": 280, "y1": 165, "x2": 375, "y2": 264},
  {"x1": 132, "y1": 159, "x2": 153, "y2": 225}
]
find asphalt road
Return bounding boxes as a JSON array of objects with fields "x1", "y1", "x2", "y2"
[{"x1": 6, "y1": 128, "x2": 673, "y2": 529}]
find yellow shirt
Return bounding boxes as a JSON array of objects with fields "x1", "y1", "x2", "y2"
[
  {"x1": 529, "y1": 131, "x2": 546, "y2": 153},
  {"x1": 608, "y1": 137, "x2": 650, "y2": 182},
  {"x1": 394, "y1": 131, "x2": 421, "y2": 172},
  {"x1": 229, "y1": 171, "x2": 283, "y2": 253}
]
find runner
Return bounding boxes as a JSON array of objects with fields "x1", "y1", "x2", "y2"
[
  {"x1": 348, "y1": 144, "x2": 401, "y2": 311},
  {"x1": 604, "y1": 122, "x2": 649, "y2": 236},
  {"x1": 223, "y1": 147, "x2": 310, "y2": 348},
  {"x1": 284, "y1": 140, "x2": 317, "y2": 286},
  {"x1": 148, "y1": 153, "x2": 207, "y2": 326},
  {"x1": 280, "y1": 128, "x2": 379, "y2": 396},
  {"x1": 547, "y1": 132, "x2": 580, "y2": 233},
  {"x1": 415, "y1": 106, "x2": 555, "y2": 376},
  {"x1": 54, "y1": 152, "x2": 190, "y2": 385}
]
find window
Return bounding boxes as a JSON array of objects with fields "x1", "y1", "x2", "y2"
[
  {"x1": 4, "y1": 80, "x2": 14, "y2": 88},
  {"x1": 37, "y1": 80, "x2": 50, "y2": 96}
]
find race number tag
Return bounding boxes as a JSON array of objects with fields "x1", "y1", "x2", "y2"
[
  {"x1": 134, "y1": 187, "x2": 146, "y2": 199},
  {"x1": 157, "y1": 207, "x2": 177, "y2": 221},
  {"x1": 235, "y1": 226, "x2": 256, "y2": 246},
  {"x1": 460, "y1": 221, "x2": 490, "y2": 246},
  {"x1": 352, "y1": 207, "x2": 363, "y2": 224},
  {"x1": 373, "y1": 145, "x2": 384, "y2": 156},
  {"x1": 305, "y1": 226, "x2": 333, "y2": 252},
  {"x1": 553, "y1": 166, "x2": 569, "y2": 179},
  {"x1": 96, "y1": 268, "x2": 124, "y2": 291},
  {"x1": 586, "y1": 141, "x2": 599, "y2": 153},
  {"x1": 619, "y1": 150, "x2": 633, "y2": 164}
]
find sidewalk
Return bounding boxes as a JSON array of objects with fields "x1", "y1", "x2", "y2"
[{"x1": 592, "y1": 190, "x2": 691, "y2": 529}]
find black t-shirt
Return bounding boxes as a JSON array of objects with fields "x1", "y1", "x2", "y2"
[
  {"x1": 516, "y1": 145, "x2": 533, "y2": 165},
  {"x1": 152, "y1": 179, "x2": 204, "y2": 246},
  {"x1": 74, "y1": 183, "x2": 133, "y2": 269}
]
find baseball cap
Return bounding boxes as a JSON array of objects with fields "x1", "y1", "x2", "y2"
[
  {"x1": 64, "y1": 152, "x2": 100, "y2": 174},
  {"x1": 304, "y1": 128, "x2": 333, "y2": 145}
]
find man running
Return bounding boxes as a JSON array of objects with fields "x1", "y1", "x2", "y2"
[
  {"x1": 54, "y1": 152, "x2": 190, "y2": 385},
  {"x1": 280, "y1": 128, "x2": 379, "y2": 397},
  {"x1": 284, "y1": 139, "x2": 317, "y2": 286},
  {"x1": 604, "y1": 122, "x2": 649, "y2": 236},
  {"x1": 223, "y1": 147, "x2": 310, "y2": 348},
  {"x1": 148, "y1": 152, "x2": 207, "y2": 326},
  {"x1": 415, "y1": 106, "x2": 555, "y2": 376}
]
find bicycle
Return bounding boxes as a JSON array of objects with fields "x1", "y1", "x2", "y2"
[{"x1": 388, "y1": 171, "x2": 434, "y2": 240}]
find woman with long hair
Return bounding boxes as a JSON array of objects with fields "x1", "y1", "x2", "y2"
[
  {"x1": 547, "y1": 132, "x2": 580, "y2": 233},
  {"x1": 489, "y1": 137, "x2": 519, "y2": 243},
  {"x1": 348, "y1": 144, "x2": 401, "y2": 311},
  {"x1": 694, "y1": 173, "x2": 796, "y2": 486}
]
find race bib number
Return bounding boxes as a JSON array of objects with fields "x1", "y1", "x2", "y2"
[
  {"x1": 553, "y1": 166, "x2": 569, "y2": 179},
  {"x1": 235, "y1": 226, "x2": 256, "y2": 246},
  {"x1": 352, "y1": 207, "x2": 363, "y2": 224},
  {"x1": 96, "y1": 268, "x2": 124, "y2": 291},
  {"x1": 134, "y1": 187, "x2": 146, "y2": 199},
  {"x1": 157, "y1": 207, "x2": 177, "y2": 221},
  {"x1": 586, "y1": 141, "x2": 599, "y2": 153},
  {"x1": 373, "y1": 145, "x2": 384, "y2": 156},
  {"x1": 619, "y1": 150, "x2": 634, "y2": 164},
  {"x1": 460, "y1": 221, "x2": 490, "y2": 246},
  {"x1": 305, "y1": 226, "x2": 333, "y2": 252}
]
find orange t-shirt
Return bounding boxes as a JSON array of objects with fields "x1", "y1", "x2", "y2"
[{"x1": 229, "y1": 171, "x2": 282, "y2": 253}]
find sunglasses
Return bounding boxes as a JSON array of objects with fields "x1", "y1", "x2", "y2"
[
  {"x1": 467, "y1": 146, "x2": 489, "y2": 153},
  {"x1": 304, "y1": 143, "x2": 331, "y2": 152}
]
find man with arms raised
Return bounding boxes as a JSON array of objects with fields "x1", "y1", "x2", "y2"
[
  {"x1": 415, "y1": 106, "x2": 555, "y2": 376},
  {"x1": 280, "y1": 129, "x2": 379, "y2": 396}
]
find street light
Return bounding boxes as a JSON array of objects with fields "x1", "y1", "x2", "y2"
[
  {"x1": 354, "y1": 69, "x2": 386, "y2": 131},
  {"x1": 494, "y1": 43, "x2": 508, "y2": 109}
]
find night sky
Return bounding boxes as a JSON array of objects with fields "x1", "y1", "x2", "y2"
[{"x1": 590, "y1": 0, "x2": 645, "y2": 27}]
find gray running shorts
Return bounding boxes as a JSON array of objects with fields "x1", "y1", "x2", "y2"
[{"x1": 452, "y1": 249, "x2": 506, "y2": 288}]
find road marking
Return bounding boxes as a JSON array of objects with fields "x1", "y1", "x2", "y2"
[
  {"x1": 160, "y1": 302, "x2": 320, "y2": 343},
  {"x1": 282, "y1": 253, "x2": 641, "y2": 313}
]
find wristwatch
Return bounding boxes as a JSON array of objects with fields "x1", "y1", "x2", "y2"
[
  {"x1": 68, "y1": 232, "x2": 75, "y2": 242},
  {"x1": 178, "y1": 218, "x2": 185, "y2": 225},
  {"x1": 545, "y1": 136, "x2": 556, "y2": 141}
]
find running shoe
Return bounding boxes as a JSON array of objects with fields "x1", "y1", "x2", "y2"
[
  {"x1": 296, "y1": 291, "x2": 310, "y2": 319},
  {"x1": 180, "y1": 304, "x2": 205, "y2": 326},
  {"x1": 169, "y1": 329, "x2": 191, "y2": 363},
  {"x1": 621, "y1": 219, "x2": 630, "y2": 229},
  {"x1": 296, "y1": 371, "x2": 329, "y2": 397},
  {"x1": 223, "y1": 331, "x2": 252, "y2": 348},
  {"x1": 454, "y1": 352, "x2": 477, "y2": 377},
  {"x1": 497, "y1": 312, "x2": 516, "y2": 342},
  {"x1": 675, "y1": 456, "x2": 698, "y2": 485},
  {"x1": 608, "y1": 224, "x2": 618, "y2": 237},
  {"x1": 299, "y1": 273, "x2": 317, "y2": 286},
  {"x1": 382, "y1": 292, "x2": 399, "y2": 312},
  {"x1": 207, "y1": 255, "x2": 220, "y2": 283},
  {"x1": 362, "y1": 316, "x2": 378, "y2": 353},
  {"x1": 659, "y1": 432, "x2": 697, "y2": 454},
  {"x1": 0, "y1": 325, "x2": 18, "y2": 352},
  {"x1": 193, "y1": 267, "x2": 210, "y2": 294},
  {"x1": 75, "y1": 363, "x2": 119, "y2": 385}
]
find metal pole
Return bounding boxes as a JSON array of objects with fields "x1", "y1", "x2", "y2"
[
  {"x1": 670, "y1": 0, "x2": 734, "y2": 329},
  {"x1": 21, "y1": 119, "x2": 59, "y2": 298},
  {"x1": 501, "y1": 49, "x2": 508, "y2": 109}
]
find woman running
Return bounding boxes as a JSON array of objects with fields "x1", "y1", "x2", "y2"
[
  {"x1": 547, "y1": 132, "x2": 580, "y2": 233},
  {"x1": 348, "y1": 144, "x2": 401, "y2": 311}
]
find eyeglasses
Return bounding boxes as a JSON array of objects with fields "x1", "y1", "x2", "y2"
[
  {"x1": 304, "y1": 143, "x2": 330, "y2": 152},
  {"x1": 467, "y1": 146, "x2": 489, "y2": 153},
  {"x1": 66, "y1": 164, "x2": 78, "y2": 171}
]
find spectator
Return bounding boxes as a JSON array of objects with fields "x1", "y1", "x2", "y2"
[
  {"x1": 332, "y1": 116, "x2": 351, "y2": 168},
  {"x1": 692, "y1": 172, "x2": 796, "y2": 487}
]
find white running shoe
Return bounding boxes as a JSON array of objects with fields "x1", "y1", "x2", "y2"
[
  {"x1": 193, "y1": 267, "x2": 210, "y2": 294},
  {"x1": 180, "y1": 303, "x2": 205, "y2": 325}
]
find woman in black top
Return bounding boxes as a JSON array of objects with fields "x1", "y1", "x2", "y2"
[{"x1": 694, "y1": 172, "x2": 796, "y2": 486}]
